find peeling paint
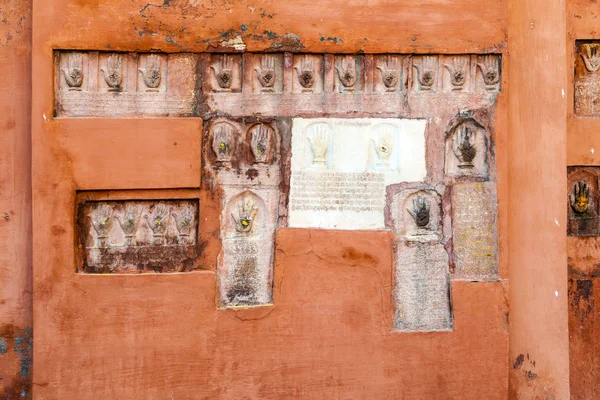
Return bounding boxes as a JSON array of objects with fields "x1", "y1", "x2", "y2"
[{"x1": 219, "y1": 34, "x2": 246, "y2": 51}]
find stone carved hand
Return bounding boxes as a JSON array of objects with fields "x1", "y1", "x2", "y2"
[
  {"x1": 408, "y1": 196, "x2": 431, "y2": 228},
  {"x1": 250, "y1": 124, "x2": 273, "y2": 163},
  {"x1": 211, "y1": 55, "x2": 234, "y2": 89},
  {"x1": 581, "y1": 44, "x2": 600, "y2": 73},
  {"x1": 335, "y1": 57, "x2": 356, "y2": 88},
  {"x1": 172, "y1": 206, "x2": 195, "y2": 240},
  {"x1": 62, "y1": 53, "x2": 83, "y2": 89},
  {"x1": 477, "y1": 55, "x2": 500, "y2": 86},
  {"x1": 101, "y1": 54, "x2": 123, "y2": 90},
  {"x1": 444, "y1": 56, "x2": 467, "y2": 87},
  {"x1": 232, "y1": 197, "x2": 258, "y2": 234},
  {"x1": 307, "y1": 126, "x2": 330, "y2": 166},
  {"x1": 294, "y1": 55, "x2": 315, "y2": 89},
  {"x1": 372, "y1": 129, "x2": 394, "y2": 162},
  {"x1": 413, "y1": 56, "x2": 437, "y2": 88},
  {"x1": 90, "y1": 204, "x2": 113, "y2": 247},
  {"x1": 255, "y1": 55, "x2": 276, "y2": 89},
  {"x1": 570, "y1": 181, "x2": 591, "y2": 214},
  {"x1": 212, "y1": 123, "x2": 234, "y2": 162},
  {"x1": 144, "y1": 204, "x2": 170, "y2": 237},
  {"x1": 452, "y1": 125, "x2": 477, "y2": 167},
  {"x1": 139, "y1": 54, "x2": 161, "y2": 90},
  {"x1": 115, "y1": 205, "x2": 140, "y2": 245},
  {"x1": 376, "y1": 56, "x2": 399, "y2": 90}
]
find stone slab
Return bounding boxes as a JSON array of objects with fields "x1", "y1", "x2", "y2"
[
  {"x1": 394, "y1": 243, "x2": 451, "y2": 331},
  {"x1": 451, "y1": 182, "x2": 498, "y2": 280},
  {"x1": 78, "y1": 199, "x2": 199, "y2": 273},
  {"x1": 288, "y1": 117, "x2": 427, "y2": 230}
]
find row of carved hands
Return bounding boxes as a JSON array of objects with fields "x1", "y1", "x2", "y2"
[
  {"x1": 212, "y1": 123, "x2": 274, "y2": 163},
  {"x1": 89, "y1": 204, "x2": 195, "y2": 240},
  {"x1": 414, "y1": 55, "x2": 499, "y2": 89},
  {"x1": 62, "y1": 53, "x2": 161, "y2": 90}
]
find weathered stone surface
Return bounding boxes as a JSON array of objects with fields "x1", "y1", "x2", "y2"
[
  {"x1": 78, "y1": 199, "x2": 199, "y2": 273},
  {"x1": 445, "y1": 116, "x2": 489, "y2": 178},
  {"x1": 288, "y1": 117, "x2": 427, "y2": 230},
  {"x1": 452, "y1": 182, "x2": 498, "y2": 280},
  {"x1": 218, "y1": 189, "x2": 278, "y2": 307},
  {"x1": 55, "y1": 52, "x2": 199, "y2": 117},
  {"x1": 206, "y1": 118, "x2": 284, "y2": 308},
  {"x1": 394, "y1": 243, "x2": 451, "y2": 331},
  {"x1": 391, "y1": 187, "x2": 443, "y2": 243},
  {"x1": 574, "y1": 42, "x2": 600, "y2": 117},
  {"x1": 567, "y1": 166, "x2": 600, "y2": 237}
]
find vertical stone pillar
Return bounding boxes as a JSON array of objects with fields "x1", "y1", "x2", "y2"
[{"x1": 508, "y1": 0, "x2": 570, "y2": 397}]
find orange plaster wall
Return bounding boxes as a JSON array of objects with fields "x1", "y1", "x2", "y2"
[
  {"x1": 568, "y1": 1, "x2": 600, "y2": 398},
  {"x1": 0, "y1": 0, "x2": 33, "y2": 398},
  {"x1": 30, "y1": 0, "x2": 510, "y2": 398}
]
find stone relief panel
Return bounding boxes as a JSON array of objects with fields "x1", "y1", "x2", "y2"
[
  {"x1": 567, "y1": 167, "x2": 600, "y2": 237},
  {"x1": 55, "y1": 51, "x2": 199, "y2": 117},
  {"x1": 77, "y1": 199, "x2": 199, "y2": 273},
  {"x1": 204, "y1": 118, "x2": 285, "y2": 308},
  {"x1": 444, "y1": 115, "x2": 489, "y2": 178},
  {"x1": 451, "y1": 182, "x2": 498, "y2": 280},
  {"x1": 575, "y1": 41, "x2": 600, "y2": 117},
  {"x1": 389, "y1": 186, "x2": 451, "y2": 331},
  {"x1": 394, "y1": 243, "x2": 452, "y2": 331},
  {"x1": 373, "y1": 55, "x2": 403, "y2": 93},
  {"x1": 208, "y1": 54, "x2": 242, "y2": 93},
  {"x1": 250, "y1": 53, "x2": 284, "y2": 93},
  {"x1": 55, "y1": 51, "x2": 501, "y2": 117},
  {"x1": 218, "y1": 190, "x2": 277, "y2": 307},
  {"x1": 292, "y1": 54, "x2": 323, "y2": 94},
  {"x1": 288, "y1": 118, "x2": 427, "y2": 230}
]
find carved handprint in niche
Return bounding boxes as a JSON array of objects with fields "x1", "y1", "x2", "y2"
[
  {"x1": 101, "y1": 53, "x2": 123, "y2": 91},
  {"x1": 211, "y1": 55, "x2": 234, "y2": 90},
  {"x1": 336, "y1": 56, "x2": 356, "y2": 89},
  {"x1": 211, "y1": 123, "x2": 235, "y2": 163},
  {"x1": 477, "y1": 55, "x2": 500, "y2": 86},
  {"x1": 452, "y1": 125, "x2": 477, "y2": 168},
  {"x1": 255, "y1": 55, "x2": 276, "y2": 91},
  {"x1": 62, "y1": 53, "x2": 84, "y2": 90},
  {"x1": 90, "y1": 204, "x2": 113, "y2": 248},
  {"x1": 581, "y1": 44, "x2": 600, "y2": 73},
  {"x1": 139, "y1": 54, "x2": 161, "y2": 90},
  {"x1": 115, "y1": 205, "x2": 140, "y2": 246},
  {"x1": 173, "y1": 206, "x2": 195, "y2": 244},
  {"x1": 570, "y1": 181, "x2": 591, "y2": 214},
  {"x1": 414, "y1": 56, "x2": 437, "y2": 90},
  {"x1": 408, "y1": 196, "x2": 431, "y2": 228},
  {"x1": 376, "y1": 56, "x2": 399, "y2": 91},
  {"x1": 144, "y1": 204, "x2": 170, "y2": 245},
  {"x1": 294, "y1": 55, "x2": 315, "y2": 90},
  {"x1": 371, "y1": 126, "x2": 395, "y2": 170},
  {"x1": 232, "y1": 197, "x2": 258, "y2": 234},
  {"x1": 250, "y1": 124, "x2": 274, "y2": 164},
  {"x1": 444, "y1": 56, "x2": 467, "y2": 88},
  {"x1": 307, "y1": 125, "x2": 330, "y2": 169}
]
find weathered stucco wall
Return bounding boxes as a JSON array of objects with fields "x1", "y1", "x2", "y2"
[
  {"x1": 0, "y1": 0, "x2": 33, "y2": 398},
  {"x1": 29, "y1": 1, "x2": 511, "y2": 398},
  {"x1": 0, "y1": 0, "x2": 576, "y2": 398},
  {"x1": 568, "y1": 1, "x2": 600, "y2": 398}
]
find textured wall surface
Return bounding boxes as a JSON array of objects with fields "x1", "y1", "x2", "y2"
[{"x1": 0, "y1": 0, "x2": 33, "y2": 398}]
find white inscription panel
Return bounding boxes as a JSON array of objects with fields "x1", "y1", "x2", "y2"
[{"x1": 289, "y1": 118, "x2": 427, "y2": 230}]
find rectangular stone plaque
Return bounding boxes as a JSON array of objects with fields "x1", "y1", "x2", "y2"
[
  {"x1": 394, "y1": 243, "x2": 451, "y2": 331},
  {"x1": 55, "y1": 51, "x2": 198, "y2": 117},
  {"x1": 78, "y1": 199, "x2": 199, "y2": 273},
  {"x1": 288, "y1": 118, "x2": 427, "y2": 230},
  {"x1": 452, "y1": 182, "x2": 498, "y2": 279}
]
